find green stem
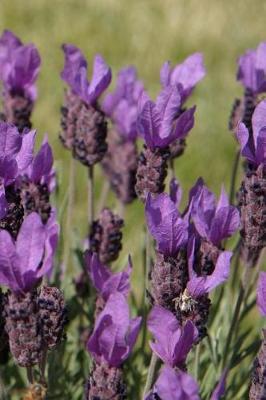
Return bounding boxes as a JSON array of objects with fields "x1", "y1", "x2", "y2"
[
  {"x1": 96, "y1": 179, "x2": 110, "y2": 216},
  {"x1": 88, "y1": 166, "x2": 94, "y2": 230},
  {"x1": 229, "y1": 149, "x2": 240, "y2": 205},
  {"x1": 39, "y1": 348, "x2": 47, "y2": 384},
  {"x1": 62, "y1": 157, "x2": 76, "y2": 272},
  {"x1": 142, "y1": 353, "x2": 159, "y2": 399},
  {"x1": 26, "y1": 367, "x2": 34, "y2": 384},
  {"x1": 194, "y1": 343, "x2": 200, "y2": 381},
  {"x1": 0, "y1": 372, "x2": 7, "y2": 400},
  {"x1": 141, "y1": 227, "x2": 151, "y2": 355}
]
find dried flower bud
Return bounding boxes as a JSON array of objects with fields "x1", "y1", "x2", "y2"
[
  {"x1": 20, "y1": 178, "x2": 51, "y2": 224},
  {"x1": 239, "y1": 164, "x2": 266, "y2": 267},
  {"x1": 229, "y1": 89, "x2": 256, "y2": 133},
  {"x1": 150, "y1": 250, "x2": 188, "y2": 311},
  {"x1": 135, "y1": 145, "x2": 170, "y2": 202},
  {"x1": 89, "y1": 208, "x2": 124, "y2": 264},
  {"x1": 37, "y1": 286, "x2": 67, "y2": 350},
  {"x1": 2, "y1": 92, "x2": 33, "y2": 132},
  {"x1": 85, "y1": 363, "x2": 126, "y2": 400},
  {"x1": 0, "y1": 185, "x2": 24, "y2": 238},
  {"x1": 4, "y1": 290, "x2": 42, "y2": 367},
  {"x1": 72, "y1": 102, "x2": 108, "y2": 167},
  {"x1": 249, "y1": 329, "x2": 266, "y2": 400},
  {"x1": 101, "y1": 130, "x2": 138, "y2": 204},
  {"x1": 60, "y1": 90, "x2": 83, "y2": 151}
]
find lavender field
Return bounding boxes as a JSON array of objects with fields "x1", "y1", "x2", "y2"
[{"x1": 0, "y1": 1, "x2": 265, "y2": 399}]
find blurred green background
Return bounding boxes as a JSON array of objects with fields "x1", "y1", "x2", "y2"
[{"x1": 1, "y1": 0, "x2": 266, "y2": 295}]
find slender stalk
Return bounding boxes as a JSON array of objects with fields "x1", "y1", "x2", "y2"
[
  {"x1": 229, "y1": 149, "x2": 240, "y2": 205},
  {"x1": 39, "y1": 348, "x2": 47, "y2": 384},
  {"x1": 169, "y1": 158, "x2": 175, "y2": 181},
  {"x1": 96, "y1": 179, "x2": 110, "y2": 216},
  {"x1": 142, "y1": 353, "x2": 159, "y2": 399},
  {"x1": 62, "y1": 157, "x2": 76, "y2": 272},
  {"x1": 141, "y1": 227, "x2": 151, "y2": 354},
  {"x1": 88, "y1": 166, "x2": 94, "y2": 230},
  {"x1": 0, "y1": 372, "x2": 7, "y2": 400},
  {"x1": 145, "y1": 229, "x2": 151, "y2": 297},
  {"x1": 26, "y1": 367, "x2": 34, "y2": 384},
  {"x1": 194, "y1": 343, "x2": 200, "y2": 381}
]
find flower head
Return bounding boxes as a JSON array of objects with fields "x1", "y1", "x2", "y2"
[
  {"x1": 102, "y1": 66, "x2": 144, "y2": 141},
  {"x1": 84, "y1": 251, "x2": 132, "y2": 301},
  {"x1": 0, "y1": 30, "x2": 41, "y2": 100},
  {"x1": 236, "y1": 100, "x2": 266, "y2": 167},
  {"x1": 137, "y1": 85, "x2": 195, "y2": 150},
  {"x1": 61, "y1": 44, "x2": 111, "y2": 105},
  {"x1": 0, "y1": 212, "x2": 49, "y2": 293},
  {"x1": 87, "y1": 292, "x2": 142, "y2": 367},
  {"x1": 148, "y1": 305, "x2": 197, "y2": 367},
  {"x1": 160, "y1": 53, "x2": 206, "y2": 103},
  {"x1": 146, "y1": 366, "x2": 200, "y2": 400},
  {"x1": 237, "y1": 42, "x2": 266, "y2": 94},
  {"x1": 188, "y1": 179, "x2": 240, "y2": 246},
  {"x1": 145, "y1": 192, "x2": 188, "y2": 256}
]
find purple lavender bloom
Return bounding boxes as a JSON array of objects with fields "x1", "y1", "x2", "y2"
[
  {"x1": 61, "y1": 44, "x2": 111, "y2": 105},
  {"x1": 0, "y1": 212, "x2": 47, "y2": 293},
  {"x1": 169, "y1": 177, "x2": 183, "y2": 208},
  {"x1": 236, "y1": 100, "x2": 266, "y2": 167},
  {"x1": 187, "y1": 248, "x2": 232, "y2": 298},
  {"x1": 137, "y1": 86, "x2": 196, "y2": 150},
  {"x1": 148, "y1": 305, "x2": 197, "y2": 367},
  {"x1": 102, "y1": 66, "x2": 144, "y2": 141},
  {"x1": 0, "y1": 30, "x2": 41, "y2": 100},
  {"x1": 146, "y1": 366, "x2": 200, "y2": 400},
  {"x1": 257, "y1": 272, "x2": 266, "y2": 316},
  {"x1": 210, "y1": 369, "x2": 227, "y2": 400},
  {"x1": 145, "y1": 193, "x2": 188, "y2": 256},
  {"x1": 87, "y1": 292, "x2": 142, "y2": 367},
  {"x1": 189, "y1": 179, "x2": 240, "y2": 246},
  {"x1": 160, "y1": 53, "x2": 206, "y2": 103},
  {"x1": 237, "y1": 42, "x2": 266, "y2": 94},
  {"x1": 84, "y1": 251, "x2": 132, "y2": 300}
]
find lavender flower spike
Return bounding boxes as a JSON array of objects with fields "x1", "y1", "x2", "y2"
[
  {"x1": 148, "y1": 305, "x2": 197, "y2": 368},
  {"x1": 237, "y1": 100, "x2": 266, "y2": 266},
  {"x1": 146, "y1": 366, "x2": 200, "y2": 400},
  {"x1": 0, "y1": 30, "x2": 41, "y2": 131},
  {"x1": 87, "y1": 292, "x2": 141, "y2": 367},
  {"x1": 60, "y1": 44, "x2": 111, "y2": 166}
]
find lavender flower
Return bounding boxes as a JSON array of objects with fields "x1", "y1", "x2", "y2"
[
  {"x1": 148, "y1": 305, "x2": 197, "y2": 368},
  {"x1": 146, "y1": 366, "x2": 200, "y2": 400},
  {"x1": 84, "y1": 251, "x2": 132, "y2": 315},
  {"x1": 229, "y1": 42, "x2": 266, "y2": 133},
  {"x1": 86, "y1": 292, "x2": 141, "y2": 399},
  {"x1": 135, "y1": 85, "x2": 195, "y2": 201},
  {"x1": 89, "y1": 207, "x2": 124, "y2": 264},
  {"x1": 0, "y1": 30, "x2": 41, "y2": 131},
  {"x1": 236, "y1": 101, "x2": 266, "y2": 266},
  {"x1": 210, "y1": 370, "x2": 227, "y2": 400},
  {"x1": 250, "y1": 273, "x2": 266, "y2": 399},
  {"x1": 60, "y1": 44, "x2": 111, "y2": 166}
]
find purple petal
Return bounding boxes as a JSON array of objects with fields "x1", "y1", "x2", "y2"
[
  {"x1": 210, "y1": 369, "x2": 228, "y2": 400},
  {"x1": 156, "y1": 85, "x2": 181, "y2": 140},
  {"x1": 170, "y1": 53, "x2": 206, "y2": 101},
  {"x1": 127, "y1": 316, "x2": 142, "y2": 354},
  {"x1": 0, "y1": 230, "x2": 22, "y2": 292},
  {"x1": 236, "y1": 121, "x2": 255, "y2": 163},
  {"x1": 137, "y1": 100, "x2": 160, "y2": 149},
  {"x1": 0, "y1": 122, "x2": 22, "y2": 158},
  {"x1": 252, "y1": 100, "x2": 266, "y2": 145},
  {"x1": 237, "y1": 50, "x2": 257, "y2": 92},
  {"x1": 0, "y1": 156, "x2": 18, "y2": 185},
  {"x1": 256, "y1": 127, "x2": 266, "y2": 165},
  {"x1": 171, "y1": 106, "x2": 196, "y2": 140},
  {"x1": 102, "y1": 256, "x2": 132, "y2": 300},
  {"x1": 16, "y1": 130, "x2": 36, "y2": 172},
  {"x1": 257, "y1": 272, "x2": 266, "y2": 316},
  {"x1": 187, "y1": 251, "x2": 232, "y2": 297},
  {"x1": 16, "y1": 213, "x2": 46, "y2": 281},
  {"x1": 145, "y1": 193, "x2": 188, "y2": 256},
  {"x1": 160, "y1": 61, "x2": 171, "y2": 87},
  {"x1": 169, "y1": 178, "x2": 183, "y2": 209},
  {"x1": 30, "y1": 140, "x2": 53, "y2": 183},
  {"x1": 172, "y1": 320, "x2": 198, "y2": 366},
  {"x1": 61, "y1": 43, "x2": 88, "y2": 97},
  {"x1": 86, "y1": 252, "x2": 111, "y2": 293},
  {"x1": 0, "y1": 186, "x2": 7, "y2": 219},
  {"x1": 154, "y1": 366, "x2": 200, "y2": 400},
  {"x1": 87, "y1": 54, "x2": 112, "y2": 104}
]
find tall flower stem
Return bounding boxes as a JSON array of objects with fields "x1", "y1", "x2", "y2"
[
  {"x1": 96, "y1": 180, "x2": 110, "y2": 216},
  {"x1": 88, "y1": 166, "x2": 94, "y2": 230},
  {"x1": 63, "y1": 157, "x2": 76, "y2": 271},
  {"x1": 26, "y1": 367, "x2": 34, "y2": 384},
  {"x1": 142, "y1": 352, "x2": 159, "y2": 399},
  {"x1": 222, "y1": 263, "x2": 252, "y2": 370},
  {"x1": 141, "y1": 227, "x2": 151, "y2": 354},
  {"x1": 229, "y1": 149, "x2": 240, "y2": 205}
]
